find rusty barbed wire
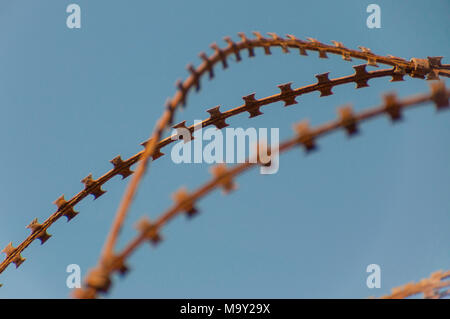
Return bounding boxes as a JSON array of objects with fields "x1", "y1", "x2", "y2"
[
  {"x1": 0, "y1": 64, "x2": 419, "y2": 277},
  {"x1": 1, "y1": 32, "x2": 448, "y2": 290},
  {"x1": 99, "y1": 32, "x2": 450, "y2": 270},
  {"x1": 72, "y1": 81, "x2": 449, "y2": 298},
  {"x1": 379, "y1": 270, "x2": 450, "y2": 299}
]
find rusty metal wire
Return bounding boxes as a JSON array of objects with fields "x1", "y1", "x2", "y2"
[
  {"x1": 0, "y1": 64, "x2": 415, "y2": 276},
  {"x1": 99, "y1": 32, "x2": 450, "y2": 270},
  {"x1": 71, "y1": 81, "x2": 449, "y2": 298},
  {"x1": 1, "y1": 32, "x2": 448, "y2": 294},
  {"x1": 379, "y1": 270, "x2": 450, "y2": 299}
]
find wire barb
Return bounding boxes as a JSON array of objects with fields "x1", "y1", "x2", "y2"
[
  {"x1": 210, "y1": 164, "x2": 237, "y2": 194},
  {"x1": 338, "y1": 105, "x2": 359, "y2": 136},
  {"x1": 332, "y1": 40, "x2": 352, "y2": 61},
  {"x1": 26, "y1": 218, "x2": 51, "y2": 245},
  {"x1": 430, "y1": 81, "x2": 449, "y2": 110},
  {"x1": 1, "y1": 243, "x2": 25, "y2": 268},
  {"x1": 81, "y1": 174, "x2": 107, "y2": 200},
  {"x1": 85, "y1": 267, "x2": 112, "y2": 293},
  {"x1": 110, "y1": 156, "x2": 134, "y2": 179},
  {"x1": 187, "y1": 64, "x2": 201, "y2": 91},
  {"x1": 54, "y1": 195, "x2": 78, "y2": 221},
  {"x1": 206, "y1": 106, "x2": 229, "y2": 129},
  {"x1": 199, "y1": 52, "x2": 214, "y2": 79},
  {"x1": 237, "y1": 32, "x2": 255, "y2": 57},
  {"x1": 286, "y1": 34, "x2": 308, "y2": 56},
  {"x1": 210, "y1": 43, "x2": 228, "y2": 69},
  {"x1": 243, "y1": 94, "x2": 263, "y2": 118},
  {"x1": 175, "y1": 79, "x2": 188, "y2": 107},
  {"x1": 352, "y1": 64, "x2": 370, "y2": 88},
  {"x1": 223, "y1": 36, "x2": 241, "y2": 62},
  {"x1": 136, "y1": 217, "x2": 162, "y2": 245},
  {"x1": 140, "y1": 138, "x2": 165, "y2": 160},
  {"x1": 172, "y1": 120, "x2": 194, "y2": 143},
  {"x1": 267, "y1": 32, "x2": 289, "y2": 53},
  {"x1": 383, "y1": 93, "x2": 402, "y2": 122},
  {"x1": 293, "y1": 120, "x2": 317, "y2": 152},
  {"x1": 253, "y1": 31, "x2": 271, "y2": 55},
  {"x1": 173, "y1": 187, "x2": 199, "y2": 218},
  {"x1": 278, "y1": 83, "x2": 298, "y2": 106},
  {"x1": 315, "y1": 73, "x2": 333, "y2": 97},
  {"x1": 307, "y1": 37, "x2": 328, "y2": 59}
]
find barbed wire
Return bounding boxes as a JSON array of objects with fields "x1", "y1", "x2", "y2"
[
  {"x1": 0, "y1": 64, "x2": 417, "y2": 277},
  {"x1": 99, "y1": 32, "x2": 450, "y2": 270},
  {"x1": 1, "y1": 32, "x2": 448, "y2": 295},
  {"x1": 71, "y1": 81, "x2": 449, "y2": 298},
  {"x1": 101, "y1": 32, "x2": 450, "y2": 268}
]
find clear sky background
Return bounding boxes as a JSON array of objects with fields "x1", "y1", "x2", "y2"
[{"x1": 0, "y1": 0, "x2": 449, "y2": 298}]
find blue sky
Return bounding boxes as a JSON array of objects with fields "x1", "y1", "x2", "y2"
[{"x1": 0, "y1": 0, "x2": 449, "y2": 298}]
